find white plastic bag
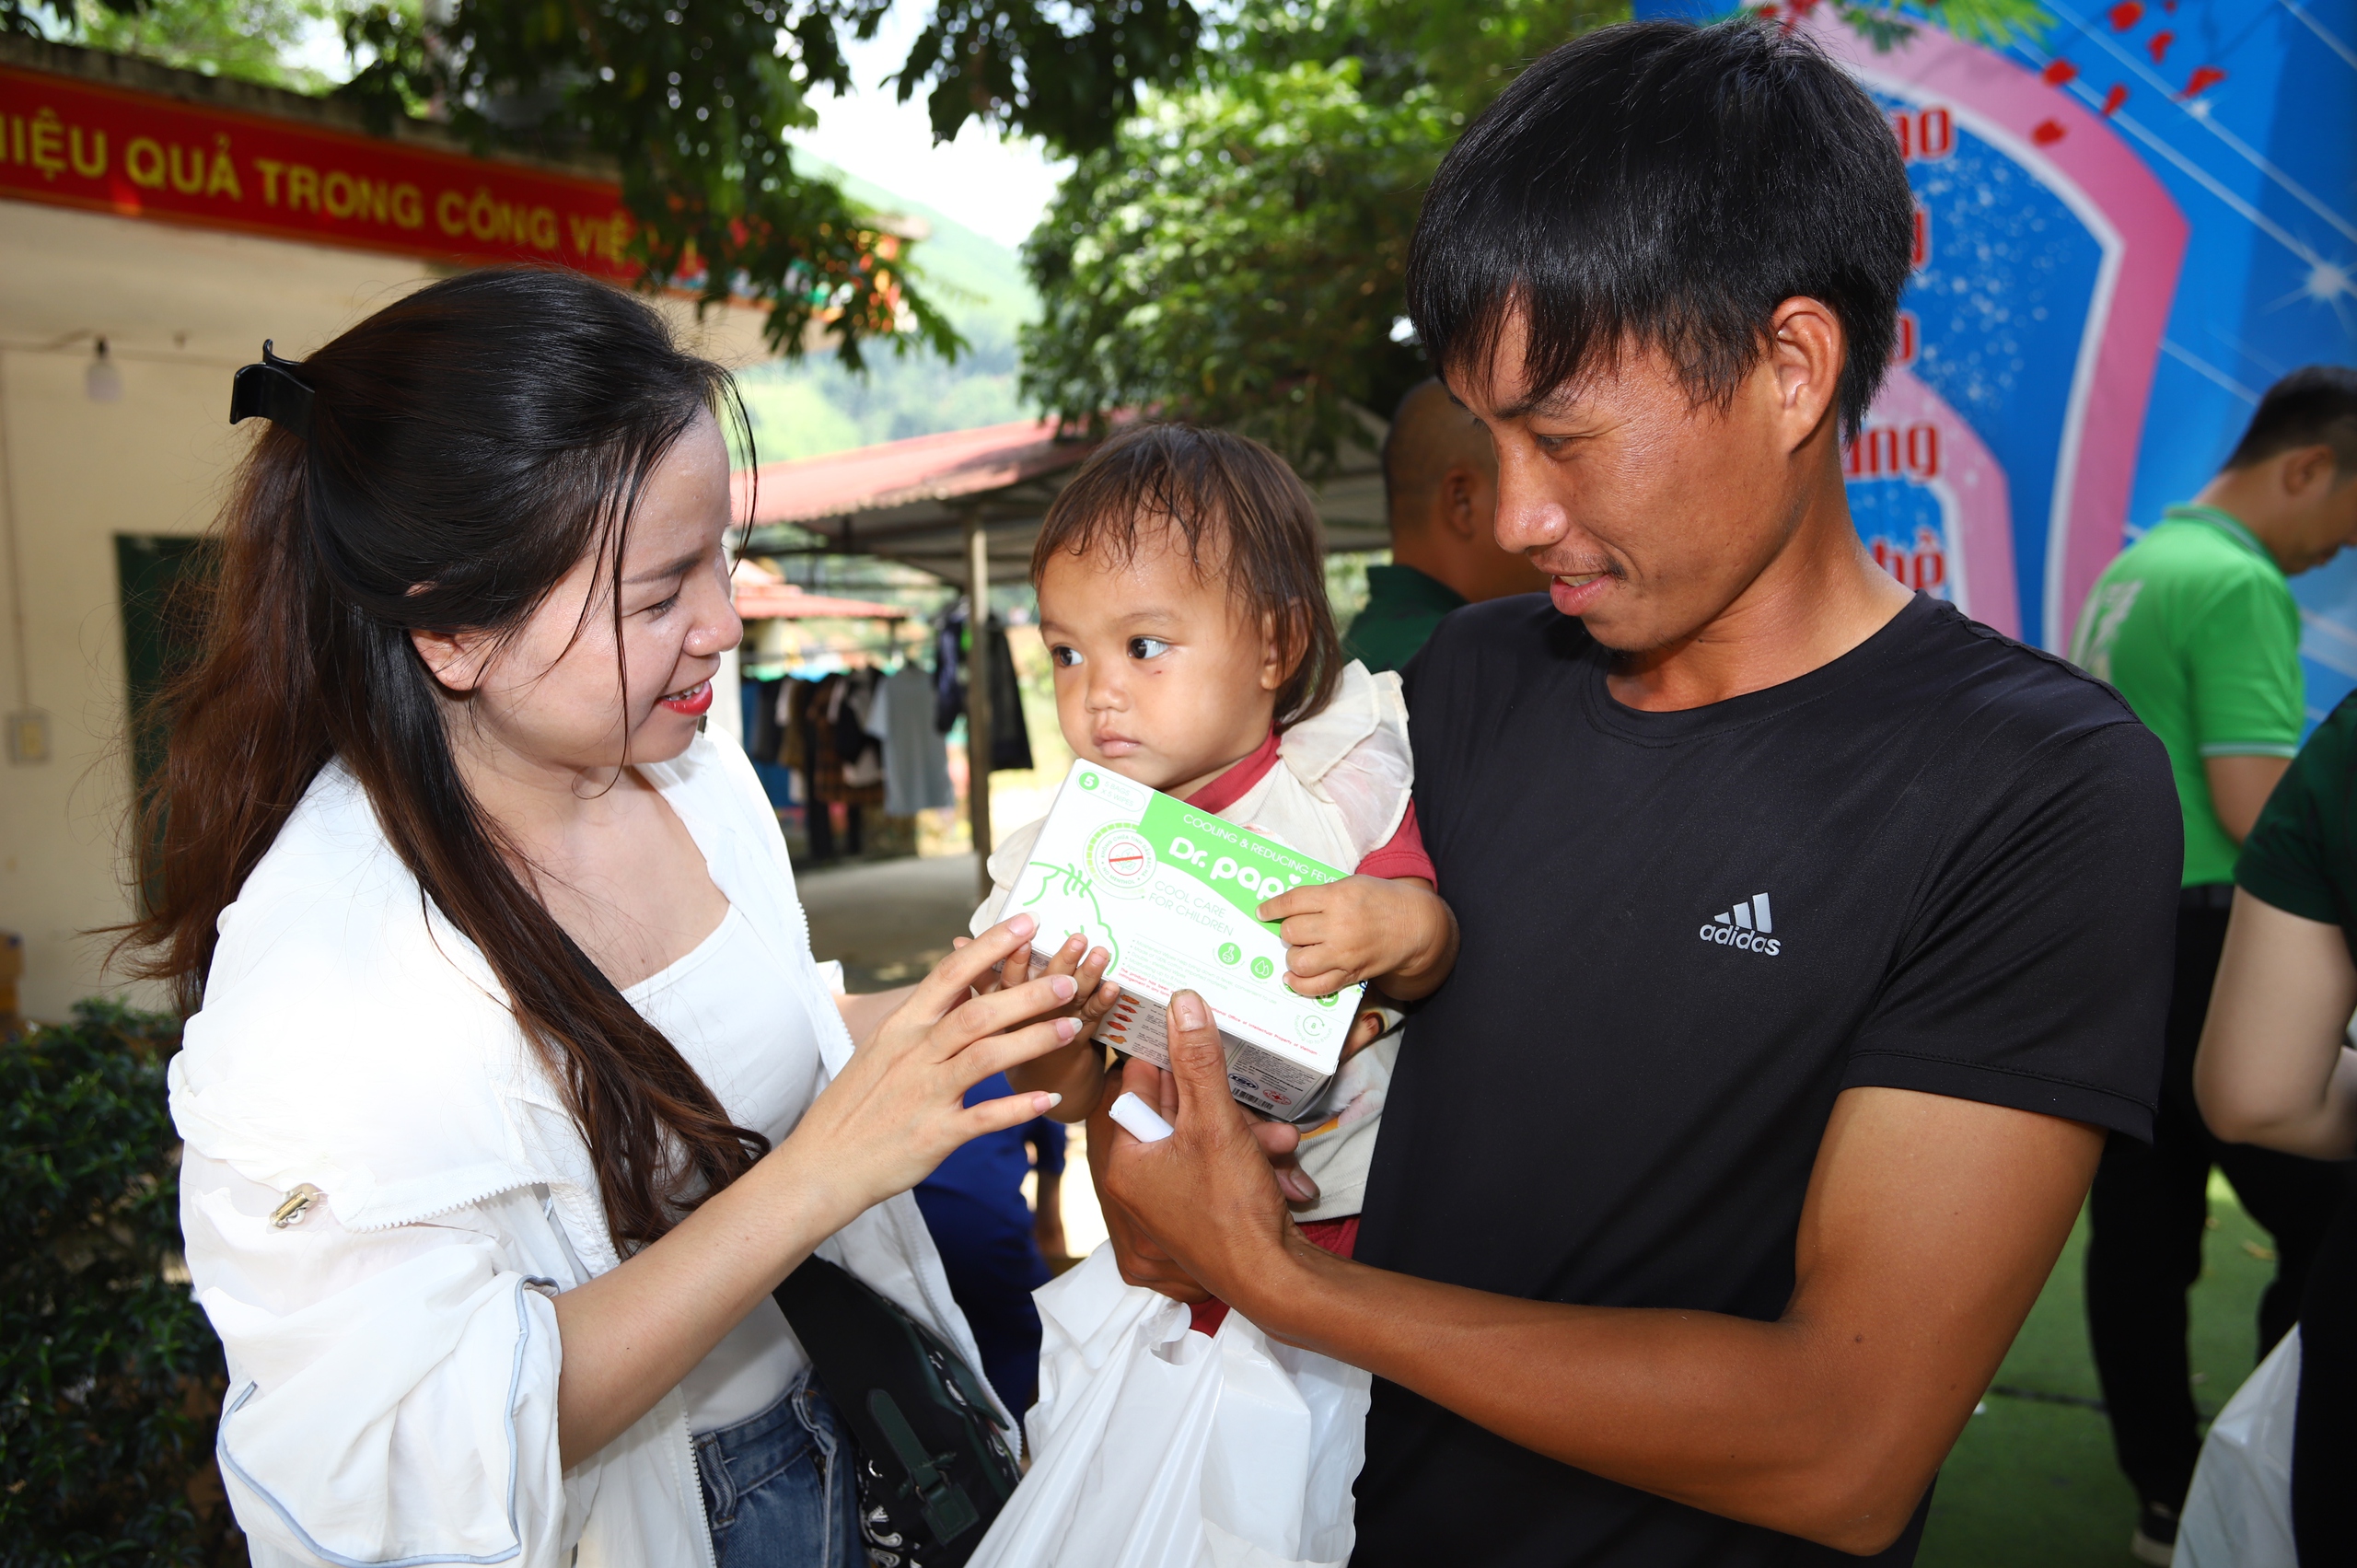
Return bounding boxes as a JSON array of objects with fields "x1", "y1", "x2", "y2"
[
  {"x1": 2175, "y1": 1326, "x2": 2301, "y2": 1568},
  {"x1": 968, "y1": 1246, "x2": 1371, "y2": 1568}
]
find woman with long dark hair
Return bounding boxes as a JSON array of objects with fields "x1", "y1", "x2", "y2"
[{"x1": 135, "y1": 269, "x2": 1098, "y2": 1566}]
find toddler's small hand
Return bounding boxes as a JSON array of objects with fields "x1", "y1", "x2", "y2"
[
  {"x1": 964, "y1": 930, "x2": 1121, "y2": 1119},
  {"x1": 970, "y1": 931, "x2": 1120, "y2": 1028},
  {"x1": 1256, "y1": 875, "x2": 1458, "y2": 1002}
]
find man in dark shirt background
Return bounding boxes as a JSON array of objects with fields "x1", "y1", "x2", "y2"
[
  {"x1": 1088, "y1": 19, "x2": 2179, "y2": 1567},
  {"x1": 1343, "y1": 377, "x2": 1550, "y2": 672}
]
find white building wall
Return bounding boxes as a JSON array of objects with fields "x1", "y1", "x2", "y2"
[{"x1": 0, "y1": 200, "x2": 770, "y2": 1021}]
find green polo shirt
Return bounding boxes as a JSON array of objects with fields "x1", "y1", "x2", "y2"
[
  {"x1": 1342, "y1": 564, "x2": 1468, "y2": 674},
  {"x1": 2070, "y1": 504, "x2": 2304, "y2": 887}
]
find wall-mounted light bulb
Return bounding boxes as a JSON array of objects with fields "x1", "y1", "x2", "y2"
[{"x1": 85, "y1": 338, "x2": 122, "y2": 403}]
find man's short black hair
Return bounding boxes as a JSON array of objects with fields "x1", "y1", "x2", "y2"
[
  {"x1": 2223, "y1": 366, "x2": 2357, "y2": 474},
  {"x1": 1406, "y1": 18, "x2": 1914, "y2": 440}
]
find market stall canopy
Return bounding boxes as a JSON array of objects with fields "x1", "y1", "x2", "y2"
[
  {"x1": 733, "y1": 414, "x2": 1392, "y2": 583},
  {"x1": 729, "y1": 559, "x2": 907, "y2": 620}
]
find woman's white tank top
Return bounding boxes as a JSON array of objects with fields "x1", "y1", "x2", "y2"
[{"x1": 622, "y1": 903, "x2": 826, "y2": 1435}]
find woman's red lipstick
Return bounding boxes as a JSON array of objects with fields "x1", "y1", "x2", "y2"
[{"x1": 658, "y1": 679, "x2": 714, "y2": 716}]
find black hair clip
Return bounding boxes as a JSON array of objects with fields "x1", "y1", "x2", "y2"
[{"x1": 229, "y1": 340, "x2": 315, "y2": 439}]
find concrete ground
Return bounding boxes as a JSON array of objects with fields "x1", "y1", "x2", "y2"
[
  {"x1": 799, "y1": 852, "x2": 1108, "y2": 1258},
  {"x1": 796, "y1": 852, "x2": 984, "y2": 993}
]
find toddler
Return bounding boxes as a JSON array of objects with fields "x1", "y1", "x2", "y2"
[{"x1": 970, "y1": 424, "x2": 1457, "y2": 1318}]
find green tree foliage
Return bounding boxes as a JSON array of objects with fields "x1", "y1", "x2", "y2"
[
  {"x1": 55, "y1": 0, "x2": 342, "y2": 90},
  {"x1": 1022, "y1": 0, "x2": 2055, "y2": 469},
  {"x1": 1022, "y1": 58, "x2": 1451, "y2": 470},
  {"x1": 4, "y1": 0, "x2": 1198, "y2": 366},
  {"x1": 1021, "y1": 0, "x2": 1623, "y2": 470},
  {"x1": 0, "y1": 1002, "x2": 242, "y2": 1564},
  {"x1": 1023, "y1": 0, "x2": 1631, "y2": 467},
  {"x1": 330, "y1": 0, "x2": 1202, "y2": 364}
]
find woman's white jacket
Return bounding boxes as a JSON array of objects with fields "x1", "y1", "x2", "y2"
[{"x1": 168, "y1": 735, "x2": 998, "y2": 1566}]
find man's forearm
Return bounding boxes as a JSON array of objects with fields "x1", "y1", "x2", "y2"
[
  {"x1": 1237, "y1": 1243, "x2": 1952, "y2": 1553},
  {"x1": 1110, "y1": 1070, "x2": 2094, "y2": 1558}
]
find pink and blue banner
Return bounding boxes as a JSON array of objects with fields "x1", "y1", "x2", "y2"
[{"x1": 1643, "y1": 0, "x2": 2357, "y2": 723}]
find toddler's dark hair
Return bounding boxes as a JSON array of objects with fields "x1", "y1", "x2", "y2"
[{"x1": 1032, "y1": 424, "x2": 1342, "y2": 731}]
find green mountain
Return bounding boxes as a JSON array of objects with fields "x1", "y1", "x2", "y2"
[
  {"x1": 825, "y1": 160, "x2": 1040, "y2": 343},
  {"x1": 730, "y1": 156, "x2": 1043, "y2": 466}
]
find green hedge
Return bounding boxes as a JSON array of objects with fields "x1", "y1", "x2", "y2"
[{"x1": 1, "y1": 1001, "x2": 242, "y2": 1565}]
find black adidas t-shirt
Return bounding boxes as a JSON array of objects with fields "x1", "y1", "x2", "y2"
[{"x1": 1354, "y1": 593, "x2": 2178, "y2": 1568}]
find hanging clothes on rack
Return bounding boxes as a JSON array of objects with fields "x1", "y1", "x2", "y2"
[
  {"x1": 935, "y1": 616, "x2": 965, "y2": 736},
  {"x1": 833, "y1": 668, "x2": 886, "y2": 791},
  {"x1": 739, "y1": 676, "x2": 795, "y2": 808},
  {"x1": 793, "y1": 669, "x2": 885, "y2": 864},
  {"x1": 745, "y1": 676, "x2": 784, "y2": 763},
  {"x1": 933, "y1": 605, "x2": 1034, "y2": 772},
  {"x1": 867, "y1": 661, "x2": 956, "y2": 816}
]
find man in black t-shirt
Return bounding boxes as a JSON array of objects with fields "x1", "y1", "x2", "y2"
[{"x1": 1088, "y1": 20, "x2": 2178, "y2": 1567}]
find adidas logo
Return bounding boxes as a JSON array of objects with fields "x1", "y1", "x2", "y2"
[{"x1": 1699, "y1": 893, "x2": 1782, "y2": 956}]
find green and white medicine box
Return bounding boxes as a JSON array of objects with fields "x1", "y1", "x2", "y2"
[{"x1": 1004, "y1": 760, "x2": 1364, "y2": 1118}]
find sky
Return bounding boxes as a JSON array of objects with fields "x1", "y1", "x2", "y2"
[{"x1": 790, "y1": 8, "x2": 1074, "y2": 250}]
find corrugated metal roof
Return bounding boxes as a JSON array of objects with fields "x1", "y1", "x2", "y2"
[
  {"x1": 730, "y1": 559, "x2": 907, "y2": 620},
  {"x1": 734, "y1": 418, "x2": 1097, "y2": 528},
  {"x1": 731, "y1": 413, "x2": 1391, "y2": 583}
]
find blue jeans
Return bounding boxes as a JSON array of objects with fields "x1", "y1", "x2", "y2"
[{"x1": 694, "y1": 1372, "x2": 859, "y2": 1568}]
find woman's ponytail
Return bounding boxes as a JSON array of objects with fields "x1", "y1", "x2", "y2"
[{"x1": 125, "y1": 424, "x2": 331, "y2": 1004}]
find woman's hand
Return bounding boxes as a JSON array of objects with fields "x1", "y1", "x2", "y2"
[
  {"x1": 556, "y1": 912, "x2": 1081, "y2": 1467},
  {"x1": 783, "y1": 912, "x2": 1090, "y2": 1221},
  {"x1": 958, "y1": 929, "x2": 1121, "y2": 1121}
]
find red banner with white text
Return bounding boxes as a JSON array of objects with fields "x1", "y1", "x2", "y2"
[{"x1": 0, "y1": 63, "x2": 636, "y2": 278}]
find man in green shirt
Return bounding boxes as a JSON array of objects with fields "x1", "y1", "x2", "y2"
[
  {"x1": 2070, "y1": 364, "x2": 2357, "y2": 1564},
  {"x1": 1342, "y1": 378, "x2": 1550, "y2": 672}
]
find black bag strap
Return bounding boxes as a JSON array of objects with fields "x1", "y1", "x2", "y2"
[
  {"x1": 551, "y1": 923, "x2": 1016, "y2": 1561},
  {"x1": 869, "y1": 1387, "x2": 981, "y2": 1541}
]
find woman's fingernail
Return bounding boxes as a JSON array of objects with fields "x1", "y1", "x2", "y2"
[
  {"x1": 1051, "y1": 974, "x2": 1078, "y2": 1001},
  {"x1": 1010, "y1": 913, "x2": 1037, "y2": 937},
  {"x1": 1172, "y1": 992, "x2": 1206, "y2": 1030},
  {"x1": 1037, "y1": 1092, "x2": 1062, "y2": 1112},
  {"x1": 1064, "y1": 933, "x2": 1086, "y2": 952},
  {"x1": 1056, "y1": 1016, "x2": 1082, "y2": 1040}
]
